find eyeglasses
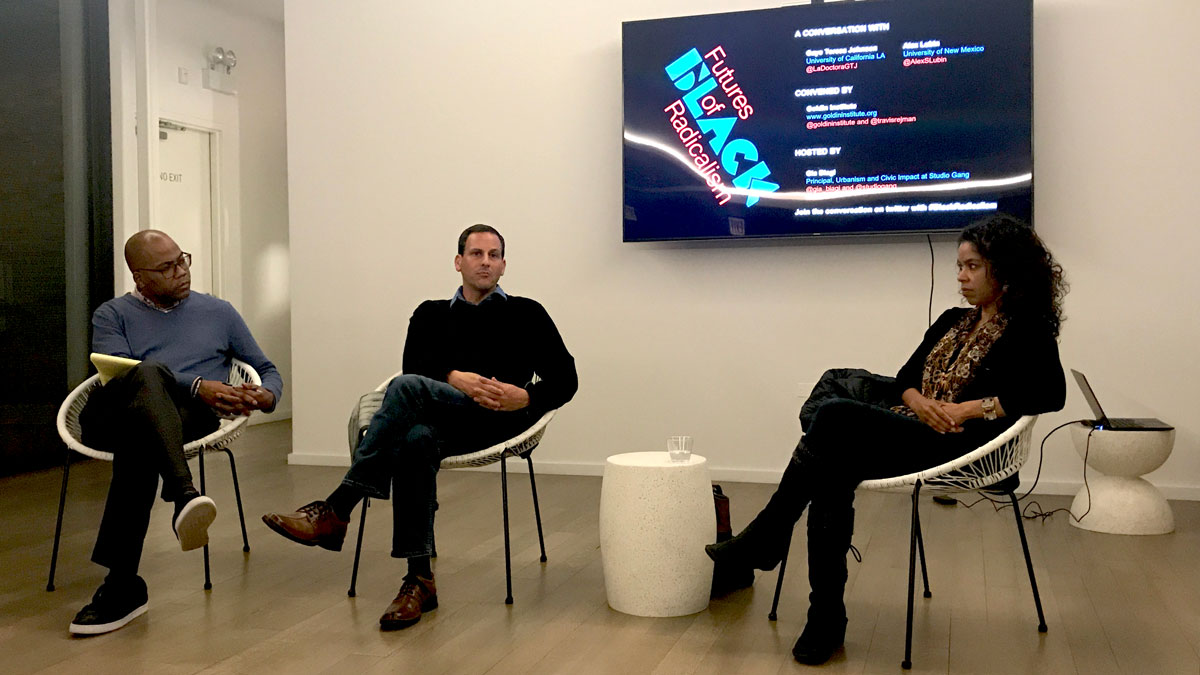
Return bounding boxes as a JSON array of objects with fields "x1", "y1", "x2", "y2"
[{"x1": 136, "y1": 252, "x2": 192, "y2": 276}]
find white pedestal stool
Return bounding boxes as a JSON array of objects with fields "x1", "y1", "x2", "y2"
[
  {"x1": 599, "y1": 452, "x2": 715, "y2": 617},
  {"x1": 1070, "y1": 423, "x2": 1176, "y2": 535}
]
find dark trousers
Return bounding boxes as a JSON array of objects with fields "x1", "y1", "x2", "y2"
[
  {"x1": 795, "y1": 396, "x2": 980, "y2": 519},
  {"x1": 80, "y1": 361, "x2": 219, "y2": 575},
  {"x1": 768, "y1": 399, "x2": 981, "y2": 614},
  {"x1": 800, "y1": 397, "x2": 978, "y2": 485},
  {"x1": 341, "y1": 374, "x2": 532, "y2": 559},
  {"x1": 764, "y1": 398, "x2": 961, "y2": 537}
]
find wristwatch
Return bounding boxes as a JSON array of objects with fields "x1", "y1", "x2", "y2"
[{"x1": 981, "y1": 397, "x2": 997, "y2": 421}]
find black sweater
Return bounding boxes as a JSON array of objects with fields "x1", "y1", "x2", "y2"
[
  {"x1": 895, "y1": 308, "x2": 1066, "y2": 420},
  {"x1": 401, "y1": 293, "x2": 578, "y2": 416}
]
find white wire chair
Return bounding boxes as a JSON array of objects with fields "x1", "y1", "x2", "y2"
[
  {"x1": 345, "y1": 371, "x2": 557, "y2": 604},
  {"x1": 768, "y1": 415, "x2": 1045, "y2": 670},
  {"x1": 48, "y1": 359, "x2": 261, "y2": 592}
]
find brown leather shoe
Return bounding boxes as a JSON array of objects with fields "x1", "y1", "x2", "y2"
[
  {"x1": 261, "y1": 501, "x2": 348, "y2": 551},
  {"x1": 379, "y1": 576, "x2": 438, "y2": 631}
]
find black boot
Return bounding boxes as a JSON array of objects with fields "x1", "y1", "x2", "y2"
[
  {"x1": 793, "y1": 615, "x2": 848, "y2": 665},
  {"x1": 705, "y1": 454, "x2": 814, "y2": 573},
  {"x1": 793, "y1": 498, "x2": 855, "y2": 665}
]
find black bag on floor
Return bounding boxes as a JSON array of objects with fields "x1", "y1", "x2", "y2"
[
  {"x1": 710, "y1": 484, "x2": 753, "y2": 597},
  {"x1": 713, "y1": 484, "x2": 732, "y2": 542}
]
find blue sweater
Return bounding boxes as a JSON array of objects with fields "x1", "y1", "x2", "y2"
[{"x1": 92, "y1": 293, "x2": 283, "y2": 411}]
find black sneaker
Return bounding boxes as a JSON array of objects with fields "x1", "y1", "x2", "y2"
[
  {"x1": 68, "y1": 576, "x2": 149, "y2": 635},
  {"x1": 174, "y1": 494, "x2": 217, "y2": 551}
]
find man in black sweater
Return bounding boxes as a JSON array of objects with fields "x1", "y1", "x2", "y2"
[{"x1": 262, "y1": 224, "x2": 577, "y2": 630}]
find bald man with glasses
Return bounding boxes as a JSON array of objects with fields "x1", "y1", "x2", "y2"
[{"x1": 68, "y1": 230, "x2": 283, "y2": 636}]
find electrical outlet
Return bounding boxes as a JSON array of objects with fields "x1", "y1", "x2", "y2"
[{"x1": 178, "y1": 67, "x2": 189, "y2": 84}]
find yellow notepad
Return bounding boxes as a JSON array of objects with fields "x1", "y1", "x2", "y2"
[{"x1": 90, "y1": 353, "x2": 142, "y2": 385}]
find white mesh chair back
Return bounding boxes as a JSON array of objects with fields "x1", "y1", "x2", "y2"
[
  {"x1": 56, "y1": 358, "x2": 262, "y2": 462},
  {"x1": 859, "y1": 415, "x2": 1038, "y2": 495}
]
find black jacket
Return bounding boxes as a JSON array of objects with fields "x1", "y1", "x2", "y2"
[
  {"x1": 800, "y1": 368, "x2": 896, "y2": 432},
  {"x1": 801, "y1": 308, "x2": 1065, "y2": 438}
]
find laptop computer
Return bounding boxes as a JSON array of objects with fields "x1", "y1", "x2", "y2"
[{"x1": 1070, "y1": 369, "x2": 1173, "y2": 431}]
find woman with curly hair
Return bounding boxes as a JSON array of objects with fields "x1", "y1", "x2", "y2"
[{"x1": 706, "y1": 214, "x2": 1068, "y2": 665}]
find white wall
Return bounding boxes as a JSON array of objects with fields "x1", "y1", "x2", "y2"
[
  {"x1": 285, "y1": 0, "x2": 1200, "y2": 497},
  {"x1": 109, "y1": 0, "x2": 291, "y2": 418}
]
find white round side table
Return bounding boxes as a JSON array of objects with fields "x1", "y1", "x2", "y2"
[
  {"x1": 1069, "y1": 423, "x2": 1176, "y2": 535},
  {"x1": 599, "y1": 452, "x2": 715, "y2": 617}
]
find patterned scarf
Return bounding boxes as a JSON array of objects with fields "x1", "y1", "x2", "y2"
[{"x1": 892, "y1": 308, "x2": 1008, "y2": 417}]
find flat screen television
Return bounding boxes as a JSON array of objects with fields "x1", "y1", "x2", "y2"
[{"x1": 621, "y1": 0, "x2": 1033, "y2": 242}]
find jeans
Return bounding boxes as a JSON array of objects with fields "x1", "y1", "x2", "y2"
[
  {"x1": 80, "y1": 361, "x2": 219, "y2": 574},
  {"x1": 341, "y1": 374, "x2": 533, "y2": 558}
]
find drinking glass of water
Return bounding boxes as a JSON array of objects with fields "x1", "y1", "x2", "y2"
[{"x1": 667, "y1": 435, "x2": 693, "y2": 462}]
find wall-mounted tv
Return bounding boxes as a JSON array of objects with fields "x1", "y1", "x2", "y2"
[{"x1": 622, "y1": 0, "x2": 1033, "y2": 242}]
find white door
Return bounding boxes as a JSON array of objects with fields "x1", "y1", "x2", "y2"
[{"x1": 157, "y1": 121, "x2": 216, "y2": 294}]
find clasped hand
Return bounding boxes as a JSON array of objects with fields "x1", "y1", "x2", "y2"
[
  {"x1": 448, "y1": 370, "x2": 530, "y2": 411},
  {"x1": 197, "y1": 380, "x2": 274, "y2": 417},
  {"x1": 902, "y1": 389, "x2": 973, "y2": 434}
]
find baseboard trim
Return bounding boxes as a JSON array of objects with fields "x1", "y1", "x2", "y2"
[
  {"x1": 280, "y1": 456, "x2": 1200, "y2": 501},
  {"x1": 442, "y1": 461, "x2": 785, "y2": 484},
  {"x1": 1027, "y1": 479, "x2": 1200, "y2": 501},
  {"x1": 249, "y1": 407, "x2": 291, "y2": 426},
  {"x1": 287, "y1": 452, "x2": 350, "y2": 467},
  {"x1": 514, "y1": 462, "x2": 1200, "y2": 501}
]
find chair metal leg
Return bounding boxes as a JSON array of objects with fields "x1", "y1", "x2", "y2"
[
  {"x1": 499, "y1": 451, "x2": 513, "y2": 605},
  {"x1": 768, "y1": 527, "x2": 795, "y2": 621},
  {"x1": 431, "y1": 497, "x2": 438, "y2": 558},
  {"x1": 199, "y1": 449, "x2": 212, "y2": 590},
  {"x1": 220, "y1": 448, "x2": 250, "y2": 553},
  {"x1": 915, "y1": 503, "x2": 931, "y2": 599},
  {"x1": 526, "y1": 455, "x2": 547, "y2": 563},
  {"x1": 47, "y1": 447, "x2": 72, "y2": 592},
  {"x1": 1008, "y1": 491, "x2": 1048, "y2": 633},
  {"x1": 349, "y1": 426, "x2": 371, "y2": 595},
  {"x1": 902, "y1": 481, "x2": 922, "y2": 670},
  {"x1": 349, "y1": 496, "x2": 369, "y2": 597},
  {"x1": 501, "y1": 454, "x2": 514, "y2": 604}
]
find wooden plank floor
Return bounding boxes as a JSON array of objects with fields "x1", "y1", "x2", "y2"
[{"x1": 3, "y1": 420, "x2": 1199, "y2": 674}]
